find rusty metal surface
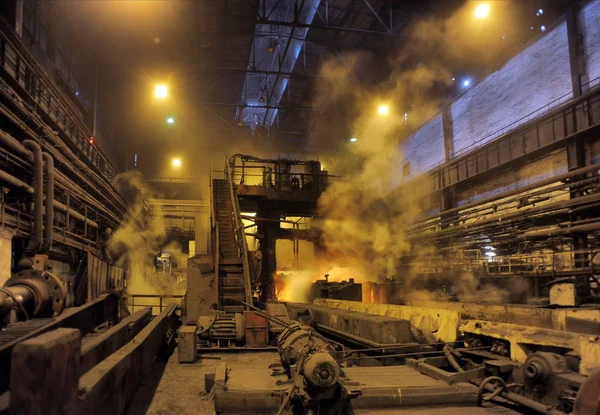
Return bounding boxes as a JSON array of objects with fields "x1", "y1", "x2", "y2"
[
  {"x1": 461, "y1": 319, "x2": 600, "y2": 376},
  {"x1": 314, "y1": 299, "x2": 460, "y2": 343},
  {"x1": 0, "y1": 293, "x2": 119, "y2": 394},
  {"x1": 87, "y1": 253, "x2": 126, "y2": 302},
  {"x1": 244, "y1": 311, "x2": 269, "y2": 346}
]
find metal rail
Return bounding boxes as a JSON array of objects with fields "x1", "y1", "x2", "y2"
[
  {"x1": 124, "y1": 294, "x2": 184, "y2": 315},
  {"x1": 430, "y1": 83, "x2": 600, "y2": 192},
  {"x1": 226, "y1": 160, "x2": 253, "y2": 305},
  {"x1": 0, "y1": 19, "x2": 117, "y2": 179}
]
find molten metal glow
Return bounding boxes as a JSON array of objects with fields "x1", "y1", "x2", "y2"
[
  {"x1": 274, "y1": 266, "x2": 369, "y2": 302},
  {"x1": 474, "y1": 4, "x2": 490, "y2": 19}
]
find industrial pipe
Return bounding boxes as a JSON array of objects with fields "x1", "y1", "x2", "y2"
[
  {"x1": 21, "y1": 140, "x2": 43, "y2": 266},
  {"x1": 518, "y1": 221, "x2": 600, "y2": 240},
  {"x1": 0, "y1": 169, "x2": 98, "y2": 229},
  {"x1": 422, "y1": 161, "x2": 600, "y2": 222},
  {"x1": 41, "y1": 152, "x2": 54, "y2": 253},
  {"x1": 0, "y1": 128, "x2": 121, "y2": 225}
]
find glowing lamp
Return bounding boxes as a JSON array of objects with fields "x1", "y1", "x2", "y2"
[
  {"x1": 474, "y1": 4, "x2": 490, "y2": 19},
  {"x1": 155, "y1": 84, "x2": 168, "y2": 99}
]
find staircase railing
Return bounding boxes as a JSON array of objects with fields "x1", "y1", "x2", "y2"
[
  {"x1": 226, "y1": 160, "x2": 253, "y2": 306},
  {"x1": 210, "y1": 163, "x2": 221, "y2": 307}
]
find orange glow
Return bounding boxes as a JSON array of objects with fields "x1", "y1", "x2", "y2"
[{"x1": 274, "y1": 265, "x2": 370, "y2": 303}]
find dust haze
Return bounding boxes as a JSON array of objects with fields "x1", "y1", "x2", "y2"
[{"x1": 277, "y1": 2, "x2": 529, "y2": 305}]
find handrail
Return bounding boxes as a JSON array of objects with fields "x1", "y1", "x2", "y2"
[
  {"x1": 214, "y1": 225, "x2": 220, "y2": 306},
  {"x1": 452, "y1": 75, "x2": 600, "y2": 158},
  {"x1": 226, "y1": 160, "x2": 253, "y2": 306}
]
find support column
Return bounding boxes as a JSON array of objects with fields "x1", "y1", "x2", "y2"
[
  {"x1": 440, "y1": 104, "x2": 457, "y2": 235},
  {"x1": 566, "y1": 0, "x2": 591, "y2": 299},
  {"x1": 566, "y1": 0, "x2": 588, "y2": 97},
  {"x1": 256, "y1": 211, "x2": 279, "y2": 302}
]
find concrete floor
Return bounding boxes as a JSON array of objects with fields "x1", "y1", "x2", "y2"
[{"x1": 127, "y1": 349, "x2": 521, "y2": 415}]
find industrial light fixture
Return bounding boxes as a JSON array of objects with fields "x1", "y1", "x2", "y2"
[
  {"x1": 378, "y1": 105, "x2": 389, "y2": 115},
  {"x1": 166, "y1": 117, "x2": 175, "y2": 124},
  {"x1": 541, "y1": 25, "x2": 546, "y2": 31},
  {"x1": 172, "y1": 158, "x2": 181, "y2": 168},
  {"x1": 349, "y1": 137, "x2": 357, "y2": 142},
  {"x1": 268, "y1": 40, "x2": 278, "y2": 53},
  {"x1": 474, "y1": 3, "x2": 490, "y2": 19},
  {"x1": 155, "y1": 84, "x2": 168, "y2": 99},
  {"x1": 463, "y1": 79, "x2": 471, "y2": 88},
  {"x1": 89, "y1": 136, "x2": 95, "y2": 145},
  {"x1": 259, "y1": 96, "x2": 265, "y2": 103}
]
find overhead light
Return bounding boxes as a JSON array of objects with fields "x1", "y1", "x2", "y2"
[
  {"x1": 89, "y1": 136, "x2": 95, "y2": 145},
  {"x1": 349, "y1": 137, "x2": 357, "y2": 142},
  {"x1": 538, "y1": 8, "x2": 543, "y2": 15},
  {"x1": 378, "y1": 105, "x2": 389, "y2": 115},
  {"x1": 463, "y1": 79, "x2": 471, "y2": 88},
  {"x1": 474, "y1": 3, "x2": 490, "y2": 19},
  {"x1": 155, "y1": 84, "x2": 168, "y2": 99},
  {"x1": 166, "y1": 117, "x2": 175, "y2": 124},
  {"x1": 172, "y1": 158, "x2": 181, "y2": 168},
  {"x1": 541, "y1": 25, "x2": 546, "y2": 31}
]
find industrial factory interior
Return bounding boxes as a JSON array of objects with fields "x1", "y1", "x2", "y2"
[{"x1": 1, "y1": 0, "x2": 600, "y2": 414}]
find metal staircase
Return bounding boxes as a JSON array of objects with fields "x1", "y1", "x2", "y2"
[{"x1": 211, "y1": 165, "x2": 253, "y2": 312}]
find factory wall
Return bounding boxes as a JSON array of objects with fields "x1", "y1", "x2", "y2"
[
  {"x1": 582, "y1": 0, "x2": 600, "y2": 85},
  {"x1": 450, "y1": 19, "x2": 573, "y2": 156},
  {"x1": 401, "y1": 114, "x2": 445, "y2": 179}
]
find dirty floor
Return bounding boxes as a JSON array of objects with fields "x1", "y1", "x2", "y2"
[{"x1": 127, "y1": 349, "x2": 520, "y2": 415}]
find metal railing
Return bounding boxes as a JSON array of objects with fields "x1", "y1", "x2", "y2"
[
  {"x1": 453, "y1": 76, "x2": 600, "y2": 159},
  {"x1": 125, "y1": 294, "x2": 184, "y2": 315},
  {"x1": 0, "y1": 20, "x2": 117, "y2": 179},
  {"x1": 406, "y1": 249, "x2": 596, "y2": 277},
  {"x1": 226, "y1": 160, "x2": 253, "y2": 305}
]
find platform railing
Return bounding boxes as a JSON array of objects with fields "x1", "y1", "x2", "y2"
[
  {"x1": 125, "y1": 294, "x2": 184, "y2": 315},
  {"x1": 226, "y1": 160, "x2": 253, "y2": 306}
]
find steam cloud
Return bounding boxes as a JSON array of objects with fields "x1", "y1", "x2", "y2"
[
  {"x1": 107, "y1": 171, "x2": 183, "y2": 295},
  {"x1": 282, "y1": 4, "x2": 530, "y2": 305}
]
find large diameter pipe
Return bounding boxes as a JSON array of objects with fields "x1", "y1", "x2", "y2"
[
  {"x1": 421, "y1": 161, "x2": 600, "y2": 221},
  {"x1": 0, "y1": 170, "x2": 98, "y2": 229},
  {"x1": 41, "y1": 152, "x2": 54, "y2": 252},
  {"x1": 518, "y1": 221, "x2": 600, "y2": 240},
  {"x1": 0, "y1": 129, "x2": 121, "y2": 225},
  {"x1": 22, "y1": 140, "x2": 43, "y2": 255}
]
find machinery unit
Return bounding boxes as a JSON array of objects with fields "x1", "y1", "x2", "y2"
[
  {"x1": 197, "y1": 311, "x2": 246, "y2": 348},
  {"x1": 0, "y1": 265, "x2": 71, "y2": 325},
  {"x1": 275, "y1": 323, "x2": 359, "y2": 414},
  {"x1": 311, "y1": 277, "x2": 362, "y2": 302}
]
